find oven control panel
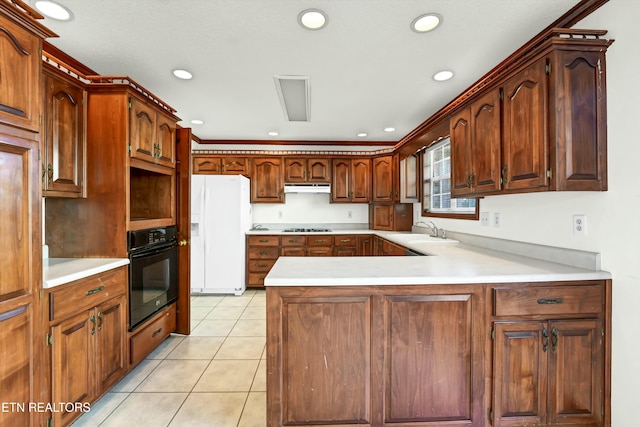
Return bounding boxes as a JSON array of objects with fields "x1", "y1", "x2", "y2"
[{"x1": 128, "y1": 225, "x2": 177, "y2": 251}]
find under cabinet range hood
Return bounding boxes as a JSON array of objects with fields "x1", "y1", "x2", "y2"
[{"x1": 283, "y1": 183, "x2": 331, "y2": 194}]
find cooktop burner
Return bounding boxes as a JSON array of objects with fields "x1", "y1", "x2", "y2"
[{"x1": 283, "y1": 228, "x2": 332, "y2": 232}]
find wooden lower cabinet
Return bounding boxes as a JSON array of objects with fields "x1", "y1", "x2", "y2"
[
  {"x1": 267, "y1": 280, "x2": 611, "y2": 427},
  {"x1": 266, "y1": 284, "x2": 488, "y2": 426},
  {"x1": 491, "y1": 282, "x2": 607, "y2": 427},
  {"x1": 47, "y1": 268, "x2": 128, "y2": 427},
  {"x1": 129, "y1": 303, "x2": 176, "y2": 367}
]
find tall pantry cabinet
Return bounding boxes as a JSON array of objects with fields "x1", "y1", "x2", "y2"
[{"x1": 0, "y1": 3, "x2": 55, "y2": 427}]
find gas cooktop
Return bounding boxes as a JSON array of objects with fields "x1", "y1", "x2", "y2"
[{"x1": 283, "y1": 228, "x2": 332, "y2": 232}]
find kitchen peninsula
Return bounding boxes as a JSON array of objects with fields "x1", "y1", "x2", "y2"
[{"x1": 265, "y1": 235, "x2": 612, "y2": 427}]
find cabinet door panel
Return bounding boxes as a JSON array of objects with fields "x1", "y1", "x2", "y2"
[
  {"x1": 307, "y1": 158, "x2": 330, "y2": 182},
  {"x1": 471, "y1": 89, "x2": 502, "y2": 193},
  {"x1": 129, "y1": 97, "x2": 156, "y2": 162},
  {"x1": 372, "y1": 156, "x2": 393, "y2": 202},
  {"x1": 331, "y1": 159, "x2": 350, "y2": 202},
  {"x1": 44, "y1": 73, "x2": 85, "y2": 196},
  {"x1": 51, "y1": 309, "x2": 95, "y2": 427},
  {"x1": 548, "y1": 319, "x2": 603, "y2": 426},
  {"x1": 95, "y1": 295, "x2": 127, "y2": 394},
  {"x1": 493, "y1": 321, "x2": 547, "y2": 427},
  {"x1": 282, "y1": 296, "x2": 371, "y2": 424},
  {"x1": 351, "y1": 158, "x2": 371, "y2": 202},
  {"x1": 284, "y1": 158, "x2": 306, "y2": 182},
  {"x1": 222, "y1": 157, "x2": 249, "y2": 175},
  {"x1": 156, "y1": 114, "x2": 176, "y2": 167},
  {"x1": 251, "y1": 158, "x2": 283, "y2": 203},
  {"x1": 0, "y1": 301, "x2": 33, "y2": 427},
  {"x1": 0, "y1": 18, "x2": 41, "y2": 131},
  {"x1": 193, "y1": 156, "x2": 221, "y2": 174},
  {"x1": 502, "y1": 60, "x2": 548, "y2": 190},
  {"x1": 371, "y1": 204, "x2": 393, "y2": 230},
  {"x1": 450, "y1": 109, "x2": 472, "y2": 196},
  {"x1": 384, "y1": 294, "x2": 473, "y2": 423}
]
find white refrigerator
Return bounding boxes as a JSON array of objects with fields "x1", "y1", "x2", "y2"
[{"x1": 191, "y1": 174, "x2": 252, "y2": 295}]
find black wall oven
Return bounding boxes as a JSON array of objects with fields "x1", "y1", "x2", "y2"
[{"x1": 128, "y1": 226, "x2": 178, "y2": 331}]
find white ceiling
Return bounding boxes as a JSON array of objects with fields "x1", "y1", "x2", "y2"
[{"x1": 35, "y1": 0, "x2": 581, "y2": 143}]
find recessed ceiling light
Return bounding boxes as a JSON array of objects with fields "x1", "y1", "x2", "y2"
[
  {"x1": 173, "y1": 69, "x2": 193, "y2": 80},
  {"x1": 34, "y1": 0, "x2": 73, "y2": 21},
  {"x1": 190, "y1": 119, "x2": 204, "y2": 125},
  {"x1": 298, "y1": 9, "x2": 328, "y2": 30},
  {"x1": 411, "y1": 13, "x2": 442, "y2": 33},
  {"x1": 357, "y1": 132, "x2": 368, "y2": 137},
  {"x1": 433, "y1": 70, "x2": 454, "y2": 81},
  {"x1": 384, "y1": 127, "x2": 396, "y2": 132},
  {"x1": 268, "y1": 131, "x2": 279, "y2": 137}
]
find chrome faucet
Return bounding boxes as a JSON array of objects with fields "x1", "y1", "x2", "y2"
[{"x1": 415, "y1": 221, "x2": 439, "y2": 238}]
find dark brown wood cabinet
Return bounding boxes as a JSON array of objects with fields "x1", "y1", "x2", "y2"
[
  {"x1": 372, "y1": 155, "x2": 394, "y2": 202},
  {"x1": 370, "y1": 203, "x2": 413, "y2": 231},
  {"x1": 42, "y1": 67, "x2": 86, "y2": 197},
  {"x1": 47, "y1": 267, "x2": 128, "y2": 427},
  {"x1": 284, "y1": 157, "x2": 330, "y2": 182},
  {"x1": 251, "y1": 157, "x2": 284, "y2": 203},
  {"x1": 129, "y1": 96, "x2": 176, "y2": 168},
  {"x1": 491, "y1": 282, "x2": 606, "y2": 427},
  {"x1": 451, "y1": 89, "x2": 502, "y2": 197},
  {"x1": 448, "y1": 30, "x2": 611, "y2": 198},
  {"x1": 0, "y1": 6, "x2": 54, "y2": 427},
  {"x1": 266, "y1": 284, "x2": 487, "y2": 426},
  {"x1": 192, "y1": 155, "x2": 250, "y2": 175},
  {"x1": 331, "y1": 158, "x2": 371, "y2": 203}
]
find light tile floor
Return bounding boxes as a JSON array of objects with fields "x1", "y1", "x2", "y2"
[{"x1": 71, "y1": 290, "x2": 266, "y2": 427}]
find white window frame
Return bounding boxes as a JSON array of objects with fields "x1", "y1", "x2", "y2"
[{"x1": 422, "y1": 137, "x2": 478, "y2": 218}]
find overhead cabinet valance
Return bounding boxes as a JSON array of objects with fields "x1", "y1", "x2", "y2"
[{"x1": 450, "y1": 28, "x2": 613, "y2": 198}]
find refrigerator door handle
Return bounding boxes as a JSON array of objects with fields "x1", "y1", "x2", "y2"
[{"x1": 201, "y1": 186, "x2": 208, "y2": 254}]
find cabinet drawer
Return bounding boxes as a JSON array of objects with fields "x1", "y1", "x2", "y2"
[
  {"x1": 493, "y1": 284, "x2": 603, "y2": 317},
  {"x1": 248, "y1": 273, "x2": 268, "y2": 287},
  {"x1": 248, "y1": 235, "x2": 280, "y2": 246},
  {"x1": 130, "y1": 304, "x2": 176, "y2": 366},
  {"x1": 307, "y1": 236, "x2": 334, "y2": 246},
  {"x1": 307, "y1": 247, "x2": 332, "y2": 256},
  {"x1": 281, "y1": 247, "x2": 306, "y2": 256},
  {"x1": 281, "y1": 235, "x2": 307, "y2": 246},
  {"x1": 49, "y1": 267, "x2": 127, "y2": 323},
  {"x1": 247, "y1": 259, "x2": 277, "y2": 273},
  {"x1": 334, "y1": 235, "x2": 357, "y2": 246},
  {"x1": 248, "y1": 246, "x2": 279, "y2": 259}
]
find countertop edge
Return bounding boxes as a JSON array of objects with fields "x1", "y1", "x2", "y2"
[{"x1": 43, "y1": 258, "x2": 130, "y2": 289}]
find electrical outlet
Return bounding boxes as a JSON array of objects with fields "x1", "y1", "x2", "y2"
[
  {"x1": 573, "y1": 214, "x2": 587, "y2": 236},
  {"x1": 480, "y1": 212, "x2": 490, "y2": 226},
  {"x1": 494, "y1": 212, "x2": 501, "y2": 228},
  {"x1": 348, "y1": 210, "x2": 353, "y2": 219},
  {"x1": 278, "y1": 211, "x2": 283, "y2": 219}
]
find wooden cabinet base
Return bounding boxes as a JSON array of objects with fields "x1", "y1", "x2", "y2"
[{"x1": 129, "y1": 303, "x2": 177, "y2": 367}]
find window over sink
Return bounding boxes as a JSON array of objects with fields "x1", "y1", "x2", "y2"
[{"x1": 422, "y1": 137, "x2": 479, "y2": 220}]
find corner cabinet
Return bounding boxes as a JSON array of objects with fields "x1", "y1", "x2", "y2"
[
  {"x1": 449, "y1": 29, "x2": 611, "y2": 198},
  {"x1": 42, "y1": 66, "x2": 86, "y2": 197}
]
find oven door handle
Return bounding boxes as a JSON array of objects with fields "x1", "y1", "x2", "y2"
[{"x1": 129, "y1": 242, "x2": 177, "y2": 259}]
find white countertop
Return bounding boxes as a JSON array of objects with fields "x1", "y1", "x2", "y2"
[
  {"x1": 43, "y1": 258, "x2": 130, "y2": 288},
  {"x1": 264, "y1": 231, "x2": 611, "y2": 286}
]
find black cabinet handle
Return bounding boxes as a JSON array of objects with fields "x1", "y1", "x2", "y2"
[
  {"x1": 86, "y1": 285, "x2": 105, "y2": 296},
  {"x1": 537, "y1": 298, "x2": 563, "y2": 305}
]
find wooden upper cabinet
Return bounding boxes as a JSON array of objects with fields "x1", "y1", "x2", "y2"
[
  {"x1": 502, "y1": 59, "x2": 549, "y2": 191},
  {"x1": 284, "y1": 157, "x2": 330, "y2": 182},
  {"x1": 222, "y1": 157, "x2": 250, "y2": 175},
  {"x1": 193, "y1": 156, "x2": 221, "y2": 174},
  {"x1": 43, "y1": 71, "x2": 86, "y2": 197},
  {"x1": 251, "y1": 157, "x2": 284, "y2": 203},
  {"x1": 0, "y1": 15, "x2": 47, "y2": 132},
  {"x1": 548, "y1": 48, "x2": 608, "y2": 191},
  {"x1": 331, "y1": 158, "x2": 371, "y2": 203},
  {"x1": 129, "y1": 96, "x2": 175, "y2": 168},
  {"x1": 452, "y1": 89, "x2": 503, "y2": 198},
  {"x1": 193, "y1": 156, "x2": 249, "y2": 175},
  {"x1": 372, "y1": 156, "x2": 394, "y2": 202}
]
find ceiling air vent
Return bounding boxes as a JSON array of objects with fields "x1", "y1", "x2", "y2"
[{"x1": 274, "y1": 75, "x2": 310, "y2": 122}]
